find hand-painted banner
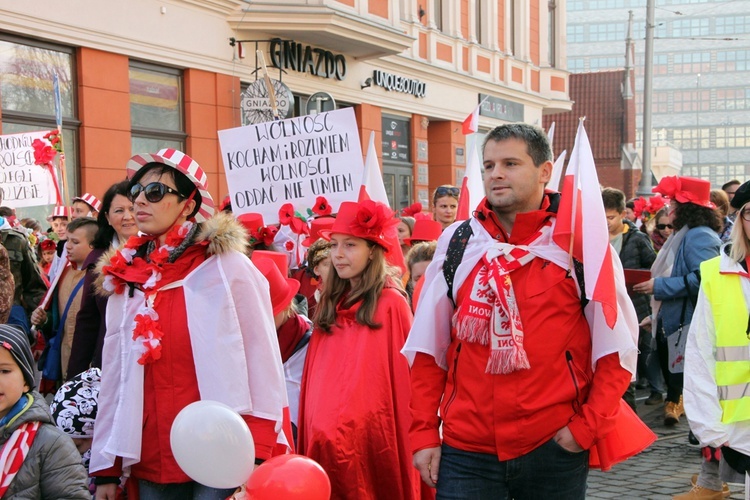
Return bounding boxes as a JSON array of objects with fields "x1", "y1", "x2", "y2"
[
  {"x1": 218, "y1": 107, "x2": 364, "y2": 223},
  {"x1": 0, "y1": 130, "x2": 58, "y2": 208}
]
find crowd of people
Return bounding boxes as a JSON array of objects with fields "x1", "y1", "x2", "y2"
[{"x1": 0, "y1": 126, "x2": 747, "y2": 500}]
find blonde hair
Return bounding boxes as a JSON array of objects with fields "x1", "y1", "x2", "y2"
[
  {"x1": 729, "y1": 203, "x2": 750, "y2": 263},
  {"x1": 406, "y1": 241, "x2": 437, "y2": 275}
]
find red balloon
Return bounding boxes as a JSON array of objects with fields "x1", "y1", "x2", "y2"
[{"x1": 246, "y1": 454, "x2": 331, "y2": 500}]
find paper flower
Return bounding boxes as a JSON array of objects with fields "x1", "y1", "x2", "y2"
[{"x1": 311, "y1": 196, "x2": 332, "y2": 217}]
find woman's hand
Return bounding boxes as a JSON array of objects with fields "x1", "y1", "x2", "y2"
[
  {"x1": 632, "y1": 278, "x2": 654, "y2": 295},
  {"x1": 639, "y1": 316, "x2": 652, "y2": 333}
]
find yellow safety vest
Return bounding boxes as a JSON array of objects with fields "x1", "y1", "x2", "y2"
[{"x1": 703, "y1": 256, "x2": 750, "y2": 423}]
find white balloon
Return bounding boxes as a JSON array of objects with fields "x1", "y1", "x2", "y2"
[{"x1": 170, "y1": 400, "x2": 255, "y2": 489}]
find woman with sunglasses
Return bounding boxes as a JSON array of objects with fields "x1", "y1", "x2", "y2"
[
  {"x1": 650, "y1": 207, "x2": 674, "y2": 252},
  {"x1": 432, "y1": 185, "x2": 460, "y2": 230},
  {"x1": 90, "y1": 150, "x2": 286, "y2": 500},
  {"x1": 66, "y1": 181, "x2": 137, "y2": 380},
  {"x1": 683, "y1": 180, "x2": 750, "y2": 499}
]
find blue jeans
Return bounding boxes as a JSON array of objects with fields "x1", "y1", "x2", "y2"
[
  {"x1": 137, "y1": 479, "x2": 236, "y2": 500},
  {"x1": 436, "y1": 440, "x2": 589, "y2": 500}
]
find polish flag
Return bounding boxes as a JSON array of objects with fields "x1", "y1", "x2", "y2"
[
  {"x1": 357, "y1": 131, "x2": 405, "y2": 272},
  {"x1": 552, "y1": 120, "x2": 618, "y2": 329},
  {"x1": 547, "y1": 150, "x2": 567, "y2": 193},
  {"x1": 462, "y1": 105, "x2": 480, "y2": 135},
  {"x1": 358, "y1": 131, "x2": 390, "y2": 207},
  {"x1": 456, "y1": 134, "x2": 485, "y2": 220},
  {"x1": 547, "y1": 121, "x2": 556, "y2": 151}
]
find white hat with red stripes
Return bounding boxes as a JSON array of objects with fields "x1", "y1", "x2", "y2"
[
  {"x1": 125, "y1": 149, "x2": 215, "y2": 222},
  {"x1": 72, "y1": 193, "x2": 102, "y2": 213},
  {"x1": 51, "y1": 205, "x2": 70, "y2": 219}
]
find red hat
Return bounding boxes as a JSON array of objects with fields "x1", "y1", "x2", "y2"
[
  {"x1": 253, "y1": 258, "x2": 300, "y2": 316},
  {"x1": 126, "y1": 149, "x2": 215, "y2": 222},
  {"x1": 39, "y1": 239, "x2": 57, "y2": 251},
  {"x1": 404, "y1": 220, "x2": 442, "y2": 245},
  {"x1": 302, "y1": 217, "x2": 335, "y2": 247},
  {"x1": 252, "y1": 250, "x2": 289, "y2": 277},
  {"x1": 653, "y1": 176, "x2": 715, "y2": 209},
  {"x1": 237, "y1": 213, "x2": 264, "y2": 234},
  {"x1": 320, "y1": 200, "x2": 399, "y2": 253},
  {"x1": 72, "y1": 193, "x2": 102, "y2": 212}
]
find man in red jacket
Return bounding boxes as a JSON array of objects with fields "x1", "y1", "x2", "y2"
[{"x1": 403, "y1": 123, "x2": 637, "y2": 499}]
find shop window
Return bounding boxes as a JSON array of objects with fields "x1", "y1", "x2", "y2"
[
  {"x1": 0, "y1": 35, "x2": 79, "y2": 222},
  {"x1": 129, "y1": 61, "x2": 185, "y2": 154}
]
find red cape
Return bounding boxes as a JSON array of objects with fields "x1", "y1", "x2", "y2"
[{"x1": 298, "y1": 287, "x2": 420, "y2": 499}]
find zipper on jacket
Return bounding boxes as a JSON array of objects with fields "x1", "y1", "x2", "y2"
[
  {"x1": 565, "y1": 351, "x2": 582, "y2": 414},
  {"x1": 443, "y1": 343, "x2": 462, "y2": 420}
]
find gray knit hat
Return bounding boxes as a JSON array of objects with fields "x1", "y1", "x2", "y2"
[{"x1": 0, "y1": 324, "x2": 35, "y2": 389}]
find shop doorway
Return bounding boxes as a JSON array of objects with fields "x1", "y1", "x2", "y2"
[
  {"x1": 383, "y1": 166, "x2": 413, "y2": 212},
  {"x1": 382, "y1": 115, "x2": 413, "y2": 211}
]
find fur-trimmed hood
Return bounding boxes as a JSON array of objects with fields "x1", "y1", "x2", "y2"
[{"x1": 94, "y1": 212, "x2": 249, "y2": 297}]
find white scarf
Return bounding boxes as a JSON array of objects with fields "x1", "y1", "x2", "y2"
[{"x1": 650, "y1": 226, "x2": 688, "y2": 323}]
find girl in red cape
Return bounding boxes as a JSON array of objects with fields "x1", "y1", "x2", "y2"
[{"x1": 298, "y1": 200, "x2": 420, "y2": 500}]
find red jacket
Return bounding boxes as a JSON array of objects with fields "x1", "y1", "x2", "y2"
[{"x1": 410, "y1": 198, "x2": 631, "y2": 460}]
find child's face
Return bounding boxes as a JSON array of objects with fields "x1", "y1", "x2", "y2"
[
  {"x1": 52, "y1": 218, "x2": 68, "y2": 240},
  {"x1": 0, "y1": 348, "x2": 29, "y2": 420},
  {"x1": 42, "y1": 250, "x2": 55, "y2": 264},
  {"x1": 329, "y1": 235, "x2": 372, "y2": 286},
  {"x1": 65, "y1": 227, "x2": 94, "y2": 267}
]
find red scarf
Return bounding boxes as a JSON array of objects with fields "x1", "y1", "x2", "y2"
[{"x1": 0, "y1": 421, "x2": 40, "y2": 497}]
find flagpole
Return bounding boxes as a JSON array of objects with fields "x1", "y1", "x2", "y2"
[
  {"x1": 256, "y1": 50, "x2": 279, "y2": 121},
  {"x1": 53, "y1": 73, "x2": 70, "y2": 208}
]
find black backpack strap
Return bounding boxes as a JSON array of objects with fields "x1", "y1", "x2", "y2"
[
  {"x1": 572, "y1": 258, "x2": 589, "y2": 310},
  {"x1": 443, "y1": 219, "x2": 474, "y2": 309}
]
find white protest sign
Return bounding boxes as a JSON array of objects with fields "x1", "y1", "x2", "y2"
[
  {"x1": 218, "y1": 107, "x2": 364, "y2": 224},
  {"x1": 0, "y1": 130, "x2": 58, "y2": 208}
]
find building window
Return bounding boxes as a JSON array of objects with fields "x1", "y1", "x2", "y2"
[
  {"x1": 129, "y1": 61, "x2": 185, "y2": 154},
  {"x1": 567, "y1": 58, "x2": 586, "y2": 72},
  {"x1": 717, "y1": 50, "x2": 750, "y2": 71},
  {"x1": 672, "y1": 90, "x2": 709, "y2": 113},
  {"x1": 589, "y1": 56, "x2": 621, "y2": 70},
  {"x1": 716, "y1": 88, "x2": 750, "y2": 110},
  {"x1": 588, "y1": 23, "x2": 625, "y2": 42},
  {"x1": 716, "y1": 15, "x2": 750, "y2": 35},
  {"x1": 0, "y1": 35, "x2": 79, "y2": 221},
  {"x1": 673, "y1": 52, "x2": 710, "y2": 74},
  {"x1": 567, "y1": 25, "x2": 585, "y2": 43},
  {"x1": 672, "y1": 18, "x2": 710, "y2": 38},
  {"x1": 717, "y1": 125, "x2": 750, "y2": 148}
]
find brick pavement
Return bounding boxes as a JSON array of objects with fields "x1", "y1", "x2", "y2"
[{"x1": 587, "y1": 390, "x2": 746, "y2": 499}]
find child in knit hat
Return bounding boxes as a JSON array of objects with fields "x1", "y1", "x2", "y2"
[{"x1": 0, "y1": 324, "x2": 89, "y2": 499}]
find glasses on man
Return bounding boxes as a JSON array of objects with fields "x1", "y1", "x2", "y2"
[
  {"x1": 435, "y1": 186, "x2": 460, "y2": 198},
  {"x1": 128, "y1": 182, "x2": 182, "y2": 203},
  {"x1": 741, "y1": 209, "x2": 750, "y2": 222},
  {"x1": 656, "y1": 223, "x2": 674, "y2": 230}
]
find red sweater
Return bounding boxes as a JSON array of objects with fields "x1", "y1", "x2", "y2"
[{"x1": 410, "y1": 198, "x2": 631, "y2": 460}]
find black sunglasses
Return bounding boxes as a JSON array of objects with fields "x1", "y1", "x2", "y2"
[
  {"x1": 129, "y1": 182, "x2": 183, "y2": 203},
  {"x1": 435, "y1": 186, "x2": 460, "y2": 199},
  {"x1": 656, "y1": 223, "x2": 674, "y2": 230}
]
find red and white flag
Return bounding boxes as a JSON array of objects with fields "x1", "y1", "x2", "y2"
[
  {"x1": 462, "y1": 105, "x2": 480, "y2": 135},
  {"x1": 456, "y1": 134, "x2": 485, "y2": 220},
  {"x1": 358, "y1": 131, "x2": 390, "y2": 207},
  {"x1": 547, "y1": 150, "x2": 567, "y2": 193},
  {"x1": 552, "y1": 119, "x2": 618, "y2": 329}
]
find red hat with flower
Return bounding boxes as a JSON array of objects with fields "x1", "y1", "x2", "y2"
[
  {"x1": 39, "y1": 239, "x2": 57, "y2": 251},
  {"x1": 653, "y1": 176, "x2": 715, "y2": 209},
  {"x1": 320, "y1": 200, "x2": 399, "y2": 253},
  {"x1": 237, "y1": 213, "x2": 278, "y2": 247}
]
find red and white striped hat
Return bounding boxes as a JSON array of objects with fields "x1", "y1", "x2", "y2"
[
  {"x1": 125, "y1": 149, "x2": 215, "y2": 222},
  {"x1": 51, "y1": 206, "x2": 70, "y2": 219},
  {"x1": 72, "y1": 193, "x2": 102, "y2": 213}
]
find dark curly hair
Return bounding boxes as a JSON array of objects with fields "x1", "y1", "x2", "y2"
[{"x1": 672, "y1": 201, "x2": 723, "y2": 233}]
